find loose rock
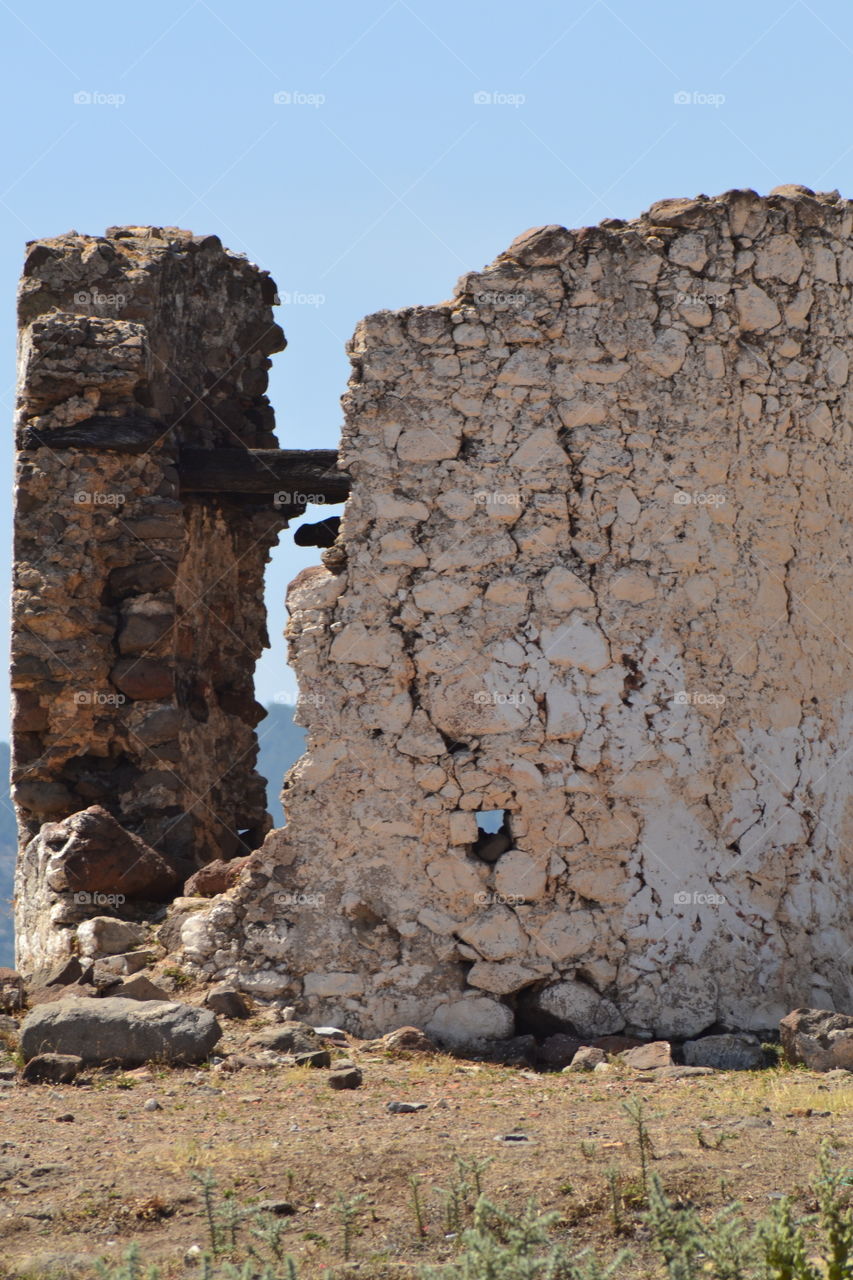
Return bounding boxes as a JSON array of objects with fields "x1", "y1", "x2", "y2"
[
  {"x1": 622, "y1": 1041, "x2": 673, "y2": 1070},
  {"x1": 565, "y1": 1046, "x2": 607, "y2": 1072},
  {"x1": 294, "y1": 1049, "x2": 331, "y2": 1068},
  {"x1": 329, "y1": 1065, "x2": 363, "y2": 1090},
  {"x1": 682, "y1": 1033, "x2": 764, "y2": 1071},
  {"x1": 780, "y1": 1008, "x2": 853, "y2": 1071},
  {"x1": 205, "y1": 986, "x2": 251, "y2": 1020},
  {"x1": 20, "y1": 997, "x2": 222, "y2": 1066},
  {"x1": 21, "y1": 1053, "x2": 82, "y2": 1084}
]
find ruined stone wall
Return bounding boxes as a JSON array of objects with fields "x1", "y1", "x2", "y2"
[
  {"x1": 13, "y1": 228, "x2": 286, "y2": 968},
  {"x1": 184, "y1": 186, "x2": 852, "y2": 1044}
]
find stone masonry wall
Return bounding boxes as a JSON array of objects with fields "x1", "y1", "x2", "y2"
[
  {"x1": 13, "y1": 228, "x2": 286, "y2": 969},
  {"x1": 182, "y1": 186, "x2": 852, "y2": 1044}
]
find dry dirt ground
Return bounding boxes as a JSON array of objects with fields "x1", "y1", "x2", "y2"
[{"x1": 0, "y1": 1009, "x2": 850, "y2": 1279}]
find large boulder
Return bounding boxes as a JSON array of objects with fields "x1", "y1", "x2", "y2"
[
  {"x1": 780, "y1": 1008, "x2": 853, "y2": 1071},
  {"x1": 38, "y1": 806, "x2": 180, "y2": 901},
  {"x1": 426, "y1": 996, "x2": 514, "y2": 1048},
  {"x1": 525, "y1": 980, "x2": 623, "y2": 1038},
  {"x1": 20, "y1": 997, "x2": 222, "y2": 1066},
  {"x1": 683, "y1": 1033, "x2": 764, "y2": 1071}
]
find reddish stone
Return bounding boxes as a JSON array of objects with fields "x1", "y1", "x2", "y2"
[
  {"x1": 40, "y1": 805, "x2": 181, "y2": 902},
  {"x1": 110, "y1": 658, "x2": 174, "y2": 700},
  {"x1": 183, "y1": 857, "x2": 249, "y2": 898}
]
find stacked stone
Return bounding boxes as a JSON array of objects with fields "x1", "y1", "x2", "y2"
[
  {"x1": 13, "y1": 227, "x2": 285, "y2": 969},
  {"x1": 184, "y1": 187, "x2": 852, "y2": 1043}
]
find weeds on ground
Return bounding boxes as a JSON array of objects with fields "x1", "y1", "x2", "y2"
[{"x1": 81, "y1": 1140, "x2": 852, "y2": 1280}]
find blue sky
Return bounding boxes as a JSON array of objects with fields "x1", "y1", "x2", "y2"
[{"x1": 1, "y1": 0, "x2": 852, "y2": 736}]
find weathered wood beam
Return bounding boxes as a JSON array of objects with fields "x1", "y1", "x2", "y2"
[
  {"x1": 178, "y1": 448, "x2": 349, "y2": 503},
  {"x1": 21, "y1": 416, "x2": 168, "y2": 453}
]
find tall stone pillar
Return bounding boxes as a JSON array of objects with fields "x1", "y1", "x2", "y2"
[{"x1": 12, "y1": 227, "x2": 286, "y2": 968}]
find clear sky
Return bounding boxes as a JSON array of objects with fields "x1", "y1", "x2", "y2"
[{"x1": 1, "y1": 0, "x2": 852, "y2": 737}]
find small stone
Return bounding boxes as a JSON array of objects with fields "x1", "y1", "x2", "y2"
[
  {"x1": 143, "y1": 1097, "x2": 162, "y2": 1111},
  {"x1": 387, "y1": 1100, "x2": 428, "y2": 1113},
  {"x1": 294, "y1": 1049, "x2": 331, "y2": 1068},
  {"x1": 183, "y1": 858, "x2": 249, "y2": 898},
  {"x1": 565, "y1": 1046, "x2": 607, "y2": 1072},
  {"x1": 92, "y1": 952, "x2": 154, "y2": 981},
  {"x1": 378, "y1": 1026, "x2": 435, "y2": 1053},
  {"x1": 22, "y1": 1053, "x2": 82, "y2": 1084},
  {"x1": 110, "y1": 976, "x2": 171, "y2": 1002},
  {"x1": 0, "y1": 969, "x2": 25, "y2": 1013},
  {"x1": 256, "y1": 1200, "x2": 296, "y2": 1216},
  {"x1": 253, "y1": 1022, "x2": 320, "y2": 1054},
  {"x1": 622, "y1": 1041, "x2": 673, "y2": 1070},
  {"x1": 736, "y1": 283, "x2": 781, "y2": 332},
  {"x1": 329, "y1": 1066, "x2": 363, "y2": 1090},
  {"x1": 54, "y1": 1112, "x2": 74, "y2": 1122},
  {"x1": 205, "y1": 986, "x2": 251, "y2": 1020},
  {"x1": 40, "y1": 958, "x2": 90, "y2": 988}
]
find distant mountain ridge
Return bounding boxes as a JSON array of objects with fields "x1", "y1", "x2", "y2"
[
  {"x1": 0, "y1": 708, "x2": 307, "y2": 967},
  {"x1": 255, "y1": 701, "x2": 307, "y2": 827}
]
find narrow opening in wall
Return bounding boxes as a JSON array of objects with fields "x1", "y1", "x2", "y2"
[
  {"x1": 473, "y1": 810, "x2": 512, "y2": 863},
  {"x1": 476, "y1": 809, "x2": 504, "y2": 834},
  {"x1": 253, "y1": 502, "x2": 345, "y2": 830}
]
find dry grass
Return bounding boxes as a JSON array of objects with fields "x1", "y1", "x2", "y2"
[{"x1": 0, "y1": 1028, "x2": 850, "y2": 1279}]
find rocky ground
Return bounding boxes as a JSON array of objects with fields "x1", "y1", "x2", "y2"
[{"x1": 0, "y1": 980, "x2": 850, "y2": 1280}]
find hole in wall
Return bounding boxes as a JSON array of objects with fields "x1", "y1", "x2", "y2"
[
  {"x1": 253, "y1": 501, "x2": 346, "y2": 830},
  {"x1": 476, "y1": 809, "x2": 504, "y2": 834},
  {"x1": 473, "y1": 809, "x2": 512, "y2": 863}
]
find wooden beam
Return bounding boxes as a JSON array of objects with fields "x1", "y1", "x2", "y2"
[
  {"x1": 21, "y1": 416, "x2": 169, "y2": 453},
  {"x1": 178, "y1": 448, "x2": 349, "y2": 503}
]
